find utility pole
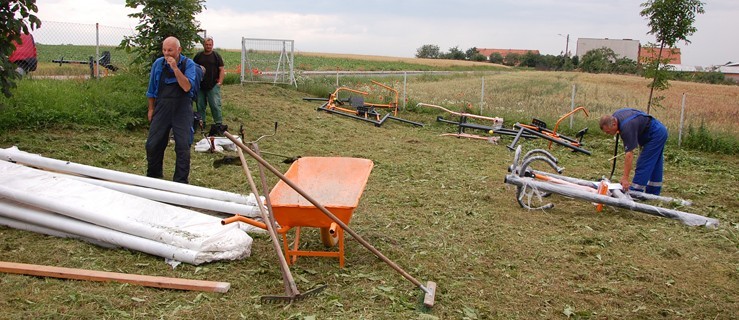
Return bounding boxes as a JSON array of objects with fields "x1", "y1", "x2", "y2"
[{"x1": 558, "y1": 33, "x2": 570, "y2": 57}]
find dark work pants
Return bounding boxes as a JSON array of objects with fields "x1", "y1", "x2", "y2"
[{"x1": 146, "y1": 96, "x2": 192, "y2": 183}]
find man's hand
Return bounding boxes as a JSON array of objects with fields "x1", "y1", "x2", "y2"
[
  {"x1": 148, "y1": 108, "x2": 154, "y2": 122},
  {"x1": 620, "y1": 176, "x2": 630, "y2": 191},
  {"x1": 165, "y1": 56, "x2": 177, "y2": 70}
]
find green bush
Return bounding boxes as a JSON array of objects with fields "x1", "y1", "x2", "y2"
[{"x1": 0, "y1": 72, "x2": 149, "y2": 132}]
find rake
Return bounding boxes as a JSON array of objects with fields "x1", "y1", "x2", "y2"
[{"x1": 232, "y1": 142, "x2": 326, "y2": 303}]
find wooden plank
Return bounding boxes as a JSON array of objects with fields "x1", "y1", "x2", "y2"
[{"x1": 0, "y1": 261, "x2": 230, "y2": 293}]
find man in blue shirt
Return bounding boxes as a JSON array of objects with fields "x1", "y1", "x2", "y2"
[
  {"x1": 145, "y1": 36, "x2": 198, "y2": 184},
  {"x1": 599, "y1": 108, "x2": 668, "y2": 195}
]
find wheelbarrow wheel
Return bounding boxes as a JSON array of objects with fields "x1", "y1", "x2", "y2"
[{"x1": 320, "y1": 227, "x2": 338, "y2": 247}]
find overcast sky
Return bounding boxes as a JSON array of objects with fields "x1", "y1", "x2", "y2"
[{"x1": 33, "y1": 0, "x2": 737, "y2": 66}]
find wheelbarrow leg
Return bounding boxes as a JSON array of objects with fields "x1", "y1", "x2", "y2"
[{"x1": 291, "y1": 227, "x2": 302, "y2": 265}]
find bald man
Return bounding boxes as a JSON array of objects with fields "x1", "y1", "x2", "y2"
[
  {"x1": 600, "y1": 108, "x2": 668, "y2": 195},
  {"x1": 145, "y1": 36, "x2": 198, "y2": 184}
]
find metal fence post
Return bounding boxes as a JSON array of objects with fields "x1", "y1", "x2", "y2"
[
  {"x1": 679, "y1": 93, "x2": 686, "y2": 147},
  {"x1": 95, "y1": 23, "x2": 100, "y2": 79},
  {"x1": 480, "y1": 76, "x2": 485, "y2": 114},
  {"x1": 569, "y1": 84, "x2": 576, "y2": 129},
  {"x1": 403, "y1": 71, "x2": 407, "y2": 110}
]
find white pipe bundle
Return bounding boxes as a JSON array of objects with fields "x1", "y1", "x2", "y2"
[{"x1": 0, "y1": 147, "x2": 261, "y2": 265}]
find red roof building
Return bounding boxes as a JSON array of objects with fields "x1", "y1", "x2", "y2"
[{"x1": 639, "y1": 46, "x2": 681, "y2": 64}]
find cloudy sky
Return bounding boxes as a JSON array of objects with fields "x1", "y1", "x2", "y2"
[{"x1": 33, "y1": 0, "x2": 737, "y2": 66}]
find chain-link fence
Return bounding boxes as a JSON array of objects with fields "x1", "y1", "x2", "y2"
[{"x1": 30, "y1": 21, "x2": 135, "y2": 79}]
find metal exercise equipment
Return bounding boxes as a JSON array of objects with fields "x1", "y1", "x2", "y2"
[
  {"x1": 313, "y1": 83, "x2": 424, "y2": 127},
  {"x1": 504, "y1": 146, "x2": 719, "y2": 227},
  {"x1": 417, "y1": 102, "x2": 533, "y2": 144},
  {"x1": 52, "y1": 51, "x2": 118, "y2": 78},
  {"x1": 508, "y1": 106, "x2": 591, "y2": 155},
  {"x1": 418, "y1": 102, "x2": 533, "y2": 141}
]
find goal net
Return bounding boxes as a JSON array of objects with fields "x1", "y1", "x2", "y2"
[{"x1": 241, "y1": 38, "x2": 296, "y2": 86}]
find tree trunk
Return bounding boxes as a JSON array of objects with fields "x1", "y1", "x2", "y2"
[{"x1": 646, "y1": 42, "x2": 665, "y2": 114}]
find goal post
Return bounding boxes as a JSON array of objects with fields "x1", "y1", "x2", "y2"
[{"x1": 241, "y1": 37, "x2": 297, "y2": 86}]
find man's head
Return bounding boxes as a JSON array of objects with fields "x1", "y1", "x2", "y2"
[
  {"x1": 162, "y1": 36, "x2": 182, "y2": 59},
  {"x1": 599, "y1": 115, "x2": 619, "y2": 135},
  {"x1": 203, "y1": 36, "x2": 214, "y2": 54}
]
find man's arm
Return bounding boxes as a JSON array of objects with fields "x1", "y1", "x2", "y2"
[
  {"x1": 147, "y1": 97, "x2": 156, "y2": 122},
  {"x1": 166, "y1": 56, "x2": 191, "y2": 92},
  {"x1": 217, "y1": 52, "x2": 225, "y2": 86},
  {"x1": 217, "y1": 65, "x2": 225, "y2": 86},
  {"x1": 620, "y1": 150, "x2": 634, "y2": 190}
]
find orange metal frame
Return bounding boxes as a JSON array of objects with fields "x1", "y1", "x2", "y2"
[
  {"x1": 518, "y1": 106, "x2": 589, "y2": 149},
  {"x1": 324, "y1": 81, "x2": 400, "y2": 119}
]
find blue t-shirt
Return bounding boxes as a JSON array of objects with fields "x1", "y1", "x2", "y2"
[
  {"x1": 146, "y1": 54, "x2": 198, "y2": 99},
  {"x1": 613, "y1": 108, "x2": 652, "y2": 152}
]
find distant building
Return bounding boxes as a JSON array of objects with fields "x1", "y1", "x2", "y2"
[
  {"x1": 640, "y1": 46, "x2": 682, "y2": 64},
  {"x1": 718, "y1": 65, "x2": 739, "y2": 82},
  {"x1": 476, "y1": 48, "x2": 540, "y2": 60},
  {"x1": 575, "y1": 38, "x2": 640, "y2": 61}
]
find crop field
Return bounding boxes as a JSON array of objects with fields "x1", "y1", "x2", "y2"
[{"x1": 0, "y1": 53, "x2": 737, "y2": 319}]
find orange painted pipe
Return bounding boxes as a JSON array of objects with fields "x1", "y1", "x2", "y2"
[
  {"x1": 328, "y1": 222, "x2": 338, "y2": 236},
  {"x1": 221, "y1": 215, "x2": 291, "y2": 235},
  {"x1": 553, "y1": 106, "x2": 589, "y2": 135}
]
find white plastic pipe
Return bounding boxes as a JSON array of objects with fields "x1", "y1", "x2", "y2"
[
  {"x1": 0, "y1": 215, "x2": 116, "y2": 249},
  {"x1": 63, "y1": 174, "x2": 262, "y2": 218},
  {"x1": 0, "y1": 201, "x2": 206, "y2": 264},
  {"x1": 0, "y1": 146, "x2": 252, "y2": 204}
]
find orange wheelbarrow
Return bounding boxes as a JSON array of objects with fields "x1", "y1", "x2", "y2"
[
  {"x1": 226, "y1": 156, "x2": 374, "y2": 268},
  {"x1": 221, "y1": 133, "x2": 437, "y2": 307}
]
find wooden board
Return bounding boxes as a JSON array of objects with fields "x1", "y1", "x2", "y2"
[{"x1": 0, "y1": 261, "x2": 230, "y2": 293}]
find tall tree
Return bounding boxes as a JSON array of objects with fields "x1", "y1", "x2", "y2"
[
  {"x1": 0, "y1": 0, "x2": 40, "y2": 98},
  {"x1": 640, "y1": 0, "x2": 704, "y2": 113},
  {"x1": 119, "y1": 0, "x2": 205, "y2": 72}
]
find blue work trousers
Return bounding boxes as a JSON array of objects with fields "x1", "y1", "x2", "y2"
[{"x1": 631, "y1": 119, "x2": 668, "y2": 195}]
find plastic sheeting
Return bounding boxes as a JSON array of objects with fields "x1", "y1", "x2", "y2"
[{"x1": 0, "y1": 148, "x2": 255, "y2": 265}]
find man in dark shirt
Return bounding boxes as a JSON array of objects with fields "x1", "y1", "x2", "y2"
[
  {"x1": 193, "y1": 36, "x2": 225, "y2": 130},
  {"x1": 600, "y1": 108, "x2": 668, "y2": 195}
]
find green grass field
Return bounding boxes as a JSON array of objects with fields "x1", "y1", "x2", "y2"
[{"x1": 0, "y1": 53, "x2": 737, "y2": 319}]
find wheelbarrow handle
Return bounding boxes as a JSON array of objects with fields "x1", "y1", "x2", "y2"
[{"x1": 222, "y1": 215, "x2": 266, "y2": 230}]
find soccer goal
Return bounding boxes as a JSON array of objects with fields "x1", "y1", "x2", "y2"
[{"x1": 241, "y1": 38, "x2": 297, "y2": 86}]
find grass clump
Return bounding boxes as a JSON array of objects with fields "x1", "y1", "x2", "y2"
[{"x1": 681, "y1": 122, "x2": 738, "y2": 154}]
